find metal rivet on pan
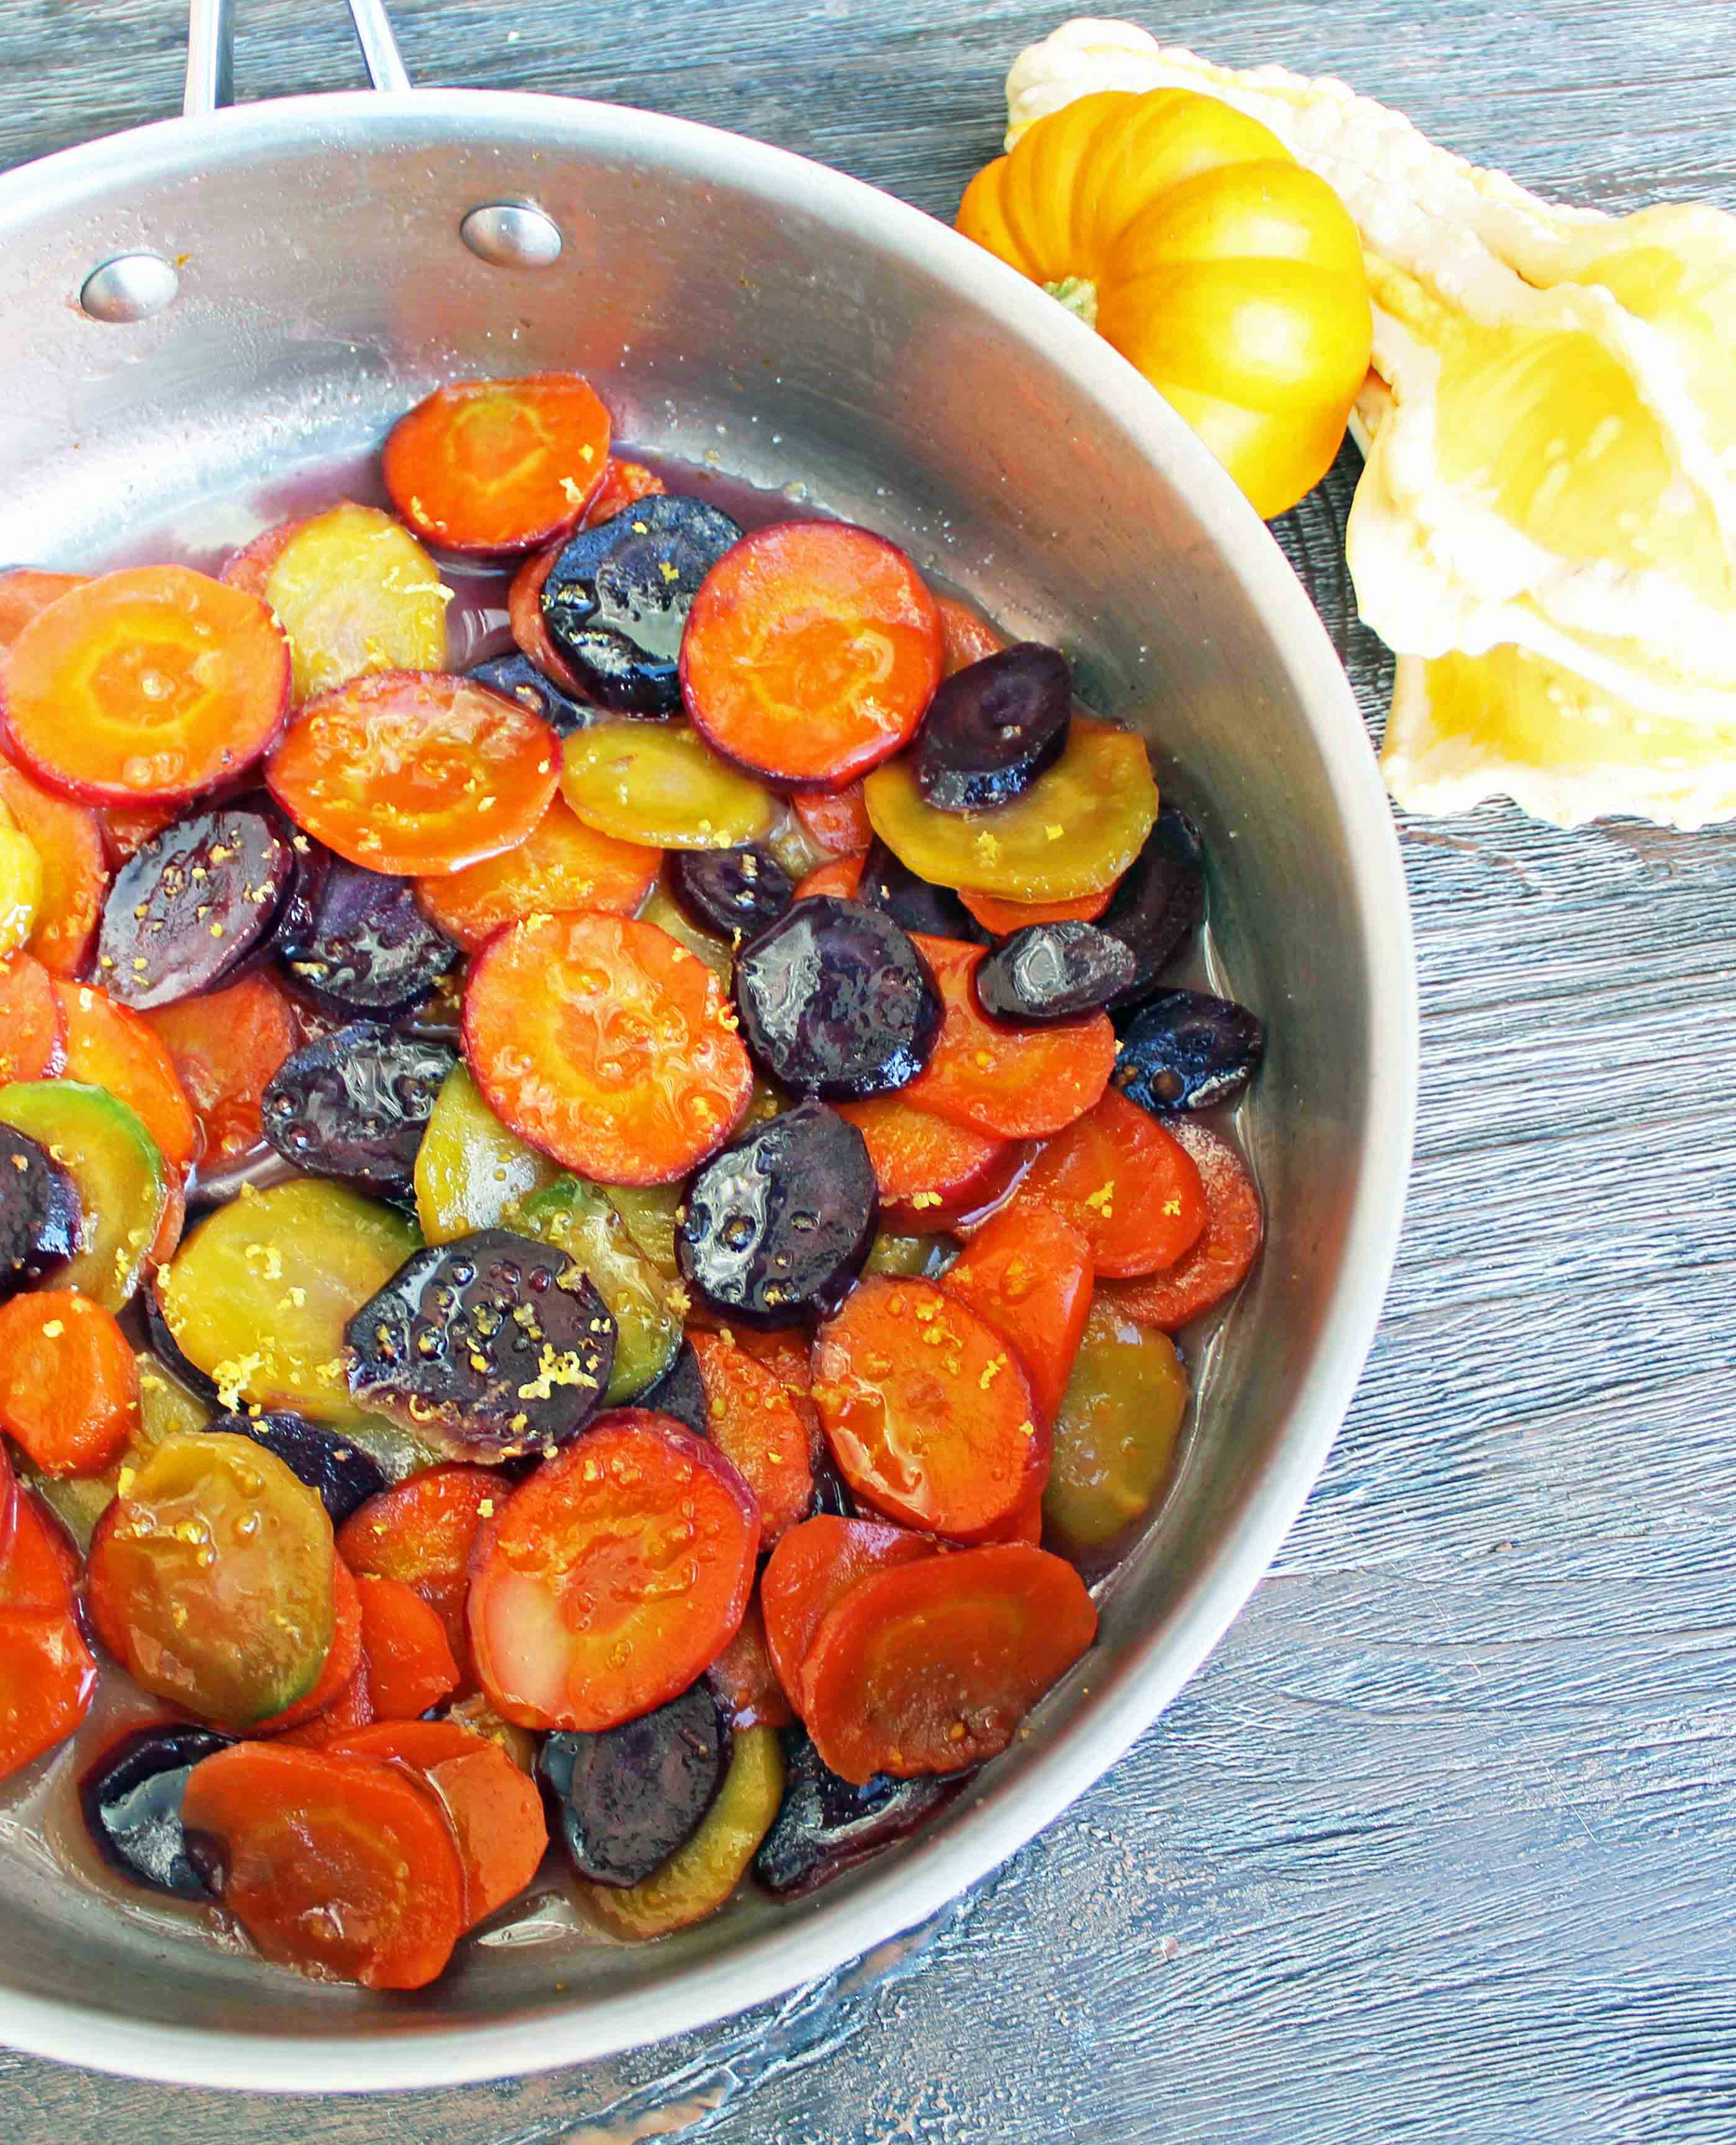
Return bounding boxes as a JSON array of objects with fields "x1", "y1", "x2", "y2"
[
  {"x1": 460, "y1": 202, "x2": 564, "y2": 269},
  {"x1": 79, "y1": 252, "x2": 182, "y2": 323}
]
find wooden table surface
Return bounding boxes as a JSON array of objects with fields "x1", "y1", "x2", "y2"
[{"x1": 4, "y1": 1, "x2": 1735, "y2": 2138}]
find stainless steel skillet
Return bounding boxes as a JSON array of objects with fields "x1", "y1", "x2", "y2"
[{"x1": 0, "y1": 0, "x2": 1417, "y2": 2092}]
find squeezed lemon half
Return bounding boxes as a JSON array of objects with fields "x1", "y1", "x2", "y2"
[{"x1": 1006, "y1": 20, "x2": 1736, "y2": 829}]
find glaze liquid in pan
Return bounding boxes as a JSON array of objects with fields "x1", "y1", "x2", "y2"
[{"x1": 0, "y1": 437, "x2": 1258, "y2": 1976}]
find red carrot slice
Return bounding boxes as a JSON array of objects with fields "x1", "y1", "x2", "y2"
[
  {"x1": 0, "y1": 1492, "x2": 97, "y2": 1783},
  {"x1": 330, "y1": 1717, "x2": 547, "y2": 1928},
  {"x1": 274, "y1": 1663, "x2": 375, "y2": 1750},
  {"x1": 1013, "y1": 1089, "x2": 1207, "y2": 1279},
  {"x1": 793, "y1": 854, "x2": 865, "y2": 901},
  {"x1": 707, "y1": 1596, "x2": 795, "y2": 1730},
  {"x1": 1, "y1": 1488, "x2": 79, "y2": 1612},
  {"x1": 0, "y1": 1291, "x2": 139, "y2": 1477},
  {"x1": 142, "y1": 972, "x2": 299, "y2": 1164},
  {"x1": 981, "y1": 1482, "x2": 1046, "y2": 1545},
  {"x1": 584, "y1": 457, "x2": 667, "y2": 524},
  {"x1": 0, "y1": 570, "x2": 87, "y2": 654},
  {"x1": 463, "y1": 911, "x2": 753, "y2": 1184},
  {"x1": 415, "y1": 793, "x2": 659, "y2": 951},
  {"x1": 760, "y1": 1513, "x2": 936, "y2": 1709},
  {"x1": 249, "y1": 1557, "x2": 364, "y2": 1736},
  {"x1": 682, "y1": 523, "x2": 943, "y2": 789},
  {"x1": 179, "y1": 1741, "x2": 467, "y2": 1988},
  {"x1": 336, "y1": 1465, "x2": 500, "y2": 1680},
  {"x1": 0, "y1": 758, "x2": 107, "y2": 977},
  {"x1": 801, "y1": 1542, "x2": 1095, "y2": 1783},
  {"x1": 97, "y1": 799, "x2": 182, "y2": 866},
  {"x1": 940, "y1": 1203, "x2": 1095, "y2": 1429},
  {"x1": 688, "y1": 1330, "x2": 814, "y2": 1548},
  {"x1": 145, "y1": 1178, "x2": 186, "y2": 1275},
  {"x1": 812, "y1": 1276, "x2": 1046, "y2": 1542},
  {"x1": 0, "y1": 952, "x2": 65, "y2": 1084},
  {"x1": 468, "y1": 1410, "x2": 759, "y2": 1731},
  {"x1": 268, "y1": 669, "x2": 558, "y2": 877},
  {"x1": 353, "y1": 1570, "x2": 461, "y2": 1721},
  {"x1": 53, "y1": 981, "x2": 199, "y2": 1173},
  {"x1": 834, "y1": 1095, "x2": 1027, "y2": 1231},
  {"x1": 793, "y1": 783, "x2": 873, "y2": 857},
  {"x1": 508, "y1": 544, "x2": 590, "y2": 696},
  {"x1": 958, "y1": 886, "x2": 1112, "y2": 934},
  {"x1": 1098, "y1": 1119, "x2": 1264, "y2": 1330},
  {"x1": 0, "y1": 567, "x2": 289, "y2": 806},
  {"x1": 900, "y1": 934, "x2": 1115, "y2": 1139},
  {"x1": 935, "y1": 595, "x2": 1006, "y2": 677},
  {"x1": 383, "y1": 373, "x2": 612, "y2": 555}
]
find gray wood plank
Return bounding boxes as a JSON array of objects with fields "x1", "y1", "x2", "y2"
[{"x1": 3, "y1": 2, "x2": 1735, "y2": 2140}]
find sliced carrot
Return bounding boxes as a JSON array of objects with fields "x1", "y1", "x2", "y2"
[
  {"x1": 179, "y1": 1741, "x2": 467, "y2": 1989},
  {"x1": 941, "y1": 1204, "x2": 1095, "y2": 1430},
  {"x1": 250, "y1": 1557, "x2": 364, "y2": 1735},
  {"x1": 0, "y1": 1487, "x2": 79, "y2": 1612},
  {"x1": 0, "y1": 1492, "x2": 97, "y2": 1783},
  {"x1": 688, "y1": 1330, "x2": 814, "y2": 1548},
  {"x1": 801, "y1": 1542, "x2": 1096, "y2": 1783},
  {"x1": 723, "y1": 1325, "x2": 814, "y2": 1396},
  {"x1": 585, "y1": 457, "x2": 667, "y2": 524},
  {"x1": 336, "y1": 1465, "x2": 500, "y2": 1680},
  {"x1": 268, "y1": 669, "x2": 558, "y2": 877},
  {"x1": 793, "y1": 783, "x2": 873, "y2": 857},
  {"x1": 681, "y1": 523, "x2": 943, "y2": 789},
  {"x1": 0, "y1": 1292, "x2": 139, "y2": 1477},
  {"x1": 146, "y1": 1177, "x2": 187, "y2": 1274},
  {"x1": 0, "y1": 570, "x2": 87, "y2": 654},
  {"x1": 142, "y1": 972, "x2": 299, "y2": 1164},
  {"x1": 0, "y1": 757, "x2": 107, "y2": 976},
  {"x1": 415, "y1": 792, "x2": 659, "y2": 951},
  {"x1": 53, "y1": 980, "x2": 199, "y2": 1172},
  {"x1": 353, "y1": 1570, "x2": 461, "y2": 1720},
  {"x1": 508, "y1": 544, "x2": 590, "y2": 696},
  {"x1": 958, "y1": 886, "x2": 1112, "y2": 934},
  {"x1": 462, "y1": 911, "x2": 753, "y2": 1184},
  {"x1": 467, "y1": 1410, "x2": 760, "y2": 1732},
  {"x1": 98, "y1": 799, "x2": 181, "y2": 866},
  {"x1": 900, "y1": 934, "x2": 1115, "y2": 1139},
  {"x1": 330, "y1": 1719, "x2": 546, "y2": 1928},
  {"x1": 1013, "y1": 1089, "x2": 1207, "y2": 1279},
  {"x1": 274, "y1": 1663, "x2": 375, "y2": 1749},
  {"x1": 981, "y1": 1482, "x2": 1046, "y2": 1545},
  {"x1": 0, "y1": 567, "x2": 289, "y2": 806},
  {"x1": 0, "y1": 1440, "x2": 12, "y2": 1564},
  {"x1": 707, "y1": 1597, "x2": 795, "y2": 1730},
  {"x1": 935, "y1": 594, "x2": 1006, "y2": 678},
  {"x1": 834, "y1": 1095, "x2": 1027, "y2": 1231},
  {"x1": 1098, "y1": 1119, "x2": 1264, "y2": 1331},
  {"x1": 0, "y1": 952, "x2": 65, "y2": 1083},
  {"x1": 760, "y1": 1513, "x2": 936, "y2": 1710},
  {"x1": 383, "y1": 372, "x2": 612, "y2": 554},
  {"x1": 794, "y1": 854, "x2": 865, "y2": 901},
  {"x1": 217, "y1": 515, "x2": 313, "y2": 601},
  {"x1": 812, "y1": 1276, "x2": 1046, "y2": 1542},
  {"x1": 0, "y1": 1613, "x2": 97, "y2": 1783}
]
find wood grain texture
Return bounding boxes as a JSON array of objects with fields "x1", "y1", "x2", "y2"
[{"x1": 4, "y1": 1, "x2": 1735, "y2": 2139}]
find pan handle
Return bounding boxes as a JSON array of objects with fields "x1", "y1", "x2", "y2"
[{"x1": 183, "y1": 0, "x2": 412, "y2": 118}]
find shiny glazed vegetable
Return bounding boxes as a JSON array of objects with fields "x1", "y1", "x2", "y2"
[{"x1": 0, "y1": 362, "x2": 1271, "y2": 1991}]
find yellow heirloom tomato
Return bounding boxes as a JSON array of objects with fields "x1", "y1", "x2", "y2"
[{"x1": 957, "y1": 89, "x2": 1372, "y2": 519}]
